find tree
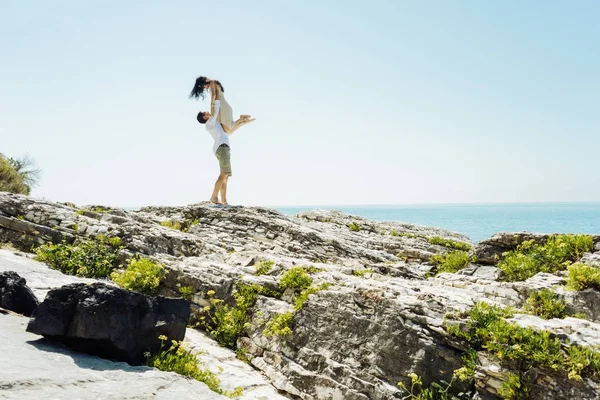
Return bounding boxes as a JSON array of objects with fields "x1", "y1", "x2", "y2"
[
  {"x1": 0, "y1": 153, "x2": 41, "y2": 195},
  {"x1": 7, "y1": 154, "x2": 41, "y2": 189}
]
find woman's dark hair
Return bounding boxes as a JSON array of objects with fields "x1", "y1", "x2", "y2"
[{"x1": 189, "y1": 76, "x2": 225, "y2": 100}]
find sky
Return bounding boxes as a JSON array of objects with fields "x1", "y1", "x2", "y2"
[{"x1": 1, "y1": 1, "x2": 599, "y2": 208}]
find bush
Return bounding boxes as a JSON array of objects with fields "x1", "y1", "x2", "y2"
[
  {"x1": 353, "y1": 268, "x2": 373, "y2": 277},
  {"x1": 202, "y1": 284, "x2": 279, "y2": 348},
  {"x1": 0, "y1": 156, "x2": 29, "y2": 195},
  {"x1": 446, "y1": 301, "x2": 600, "y2": 389},
  {"x1": 34, "y1": 236, "x2": 121, "y2": 278},
  {"x1": 160, "y1": 220, "x2": 182, "y2": 231},
  {"x1": 178, "y1": 286, "x2": 195, "y2": 300},
  {"x1": 293, "y1": 282, "x2": 330, "y2": 311},
  {"x1": 428, "y1": 236, "x2": 471, "y2": 251},
  {"x1": 498, "y1": 235, "x2": 593, "y2": 282},
  {"x1": 146, "y1": 336, "x2": 242, "y2": 397},
  {"x1": 348, "y1": 222, "x2": 361, "y2": 232},
  {"x1": 111, "y1": 257, "x2": 165, "y2": 295},
  {"x1": 566, "y1": 263, "x2": 600, "y2": 291},
  {"x1": 254, "y1": 260, "x2": 274, "y2": 275},
  {"x1": 280, "y1": 267, "x2": 314, "y2": 291},
  {"x1": 263, "y1": 312, "x2": 293, "y2": 338},
  {"x1": 524, "y1": 289, "x2": 566, "y2": 319},
  {"x1": 431, "y1": 251, "x2": 470, "y2": 274}
]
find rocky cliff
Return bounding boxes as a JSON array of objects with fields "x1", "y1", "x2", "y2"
[{"x1": 1, "y1": 192, "x2": 599, "y2": 399}]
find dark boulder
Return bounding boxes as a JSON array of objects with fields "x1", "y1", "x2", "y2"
[
  {"x1": 0, "y1": 271, "x2": 39, "y2": 316},
  {"x1": 26, "y1": 282, "x2": 190, "y2": 365}
]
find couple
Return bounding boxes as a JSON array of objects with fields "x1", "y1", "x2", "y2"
[{"x1": 190, "y1": 77, "x2": 255, "y2": 206}]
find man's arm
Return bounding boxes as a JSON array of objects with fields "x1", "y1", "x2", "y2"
[{"x1": 223, "y1": 116, "x2": 256, "y2": 135}]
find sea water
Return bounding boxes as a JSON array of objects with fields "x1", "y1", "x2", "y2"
[{"x1": 273, "y1": 203, "x2": 600, "y2": 243}]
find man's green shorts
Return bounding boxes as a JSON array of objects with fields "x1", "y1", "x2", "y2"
[{"x1": 215, "y1": 144, "x2": 232, "y2": 176}]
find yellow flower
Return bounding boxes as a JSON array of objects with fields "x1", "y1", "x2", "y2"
[
  {"x1": 207, "y1": 290, "x2": 215, "y2": 296},
  {"x1": 203, "y1": 305, "x2": 211, "y2": 311},
  {"x1": 158, "y1": 335, "x2": 168, "y2": 340}
]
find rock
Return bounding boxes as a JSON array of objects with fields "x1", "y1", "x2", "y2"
[
  {"x1": 26, "y1": 282, "x2": 190, "y2": 365},
  {"x1": 0, "y1": 271, "x2": 39, "y2": 316},
  {"x1": 3, "y1": 193, "x2": 600, "y2": 399},
  {"x1": 0, "y1": 313, "x2": 226, "y2": 400}
]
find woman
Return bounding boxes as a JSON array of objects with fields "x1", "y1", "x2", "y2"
[{"x1": 189, "y1": 76, "x2": 249, "y2": 131}]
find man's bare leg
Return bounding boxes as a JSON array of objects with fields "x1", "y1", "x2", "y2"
[
  {"x1": 219, "y1": 174, "x2": 230, "y2": 205},
  {"x1": 210, "y1": 174, "x2": 226, "y2": 204}
]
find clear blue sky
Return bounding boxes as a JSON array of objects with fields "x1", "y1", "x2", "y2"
[{"x1": 1, "y1": 1, "x2": 599, "y2": 207}]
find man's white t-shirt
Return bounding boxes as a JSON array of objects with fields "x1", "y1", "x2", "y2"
[{"x1": 205, "y1": 100, "x2": 230, "y2": 154}]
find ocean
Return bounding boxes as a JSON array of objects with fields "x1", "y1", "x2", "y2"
[{"x1": 273, "y1": 203, "x2": 600, "y2": 243}]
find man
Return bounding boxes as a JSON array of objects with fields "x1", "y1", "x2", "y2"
[{"x1": 197, "y1": 98, "x2": 255, "y2": 205}]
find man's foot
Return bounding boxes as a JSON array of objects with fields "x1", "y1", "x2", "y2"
[{"x1": 210, "y1": 197, "x2": 222, "y2": 204}]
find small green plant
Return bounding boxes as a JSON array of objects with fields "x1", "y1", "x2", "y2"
[
  {"x1": 160, "y1": 220, "x2": 182, "y2": 231},
  {"x1": 111, "y1": 257, "x2": 165, "y2": 295},
  {"x1": 146, "y1": 335, "x2": 242, "y2": 397},
  {"x1": 524, "y1": 289, "x2": 566, "y2": 319},
  {"x1": 235, "y1": 348, "x2": 250, "y2": 364},
  {"x1": 428, "y1": 237, "x2": 471, "y2": 251},
  {"x1": 263, "y1": 312, "x2": 293, "y2": 338},
  {"x1": 254, "y1": 260, "x2": 274, "y2": 275},
  {"x1": 280, "y1": 267, "x2": 314, "y2": 291},
  {"x1": 178, "y1": 286, "x2": 195, "y2": 300},
  {"x1": 202, "y1": 284, "x2": 279, "y2": 348},
  {"x1": 566, "y1": 263, "x2": 600, "y2": 291},
  {"x1": 293, "y1": 282, "x2": 330, "y2": 311},
  {"x1": 353, "y1": 268, "x2": 373, "y2": 277},
  {"x1": 431, "y1": 251, "x2": 470, "y2": 274},
  {"x1": 498, "y1": 372, "x2": 529, "y2": 400},
  {"x1": 34, "y1": 235, "x2": 121, "y2": 278},
  {"x1": 397, "y1": 372, "x2": 463, "y2": 400},
  {"x1": 17, "y1": 215, "x2": 25, "y2": 220},
  {"x1": 498, "y1": 234, "x2": 593, "y2": 282},
  {"x1": 348, "y1": 222, "x2": 361, "y2": 232},
  {"x1": 71, "y1": 223, "x2": 79, "y2": 232},
  {"x1": 390, "y1": 230, "x2": 399, "y2": 237}
]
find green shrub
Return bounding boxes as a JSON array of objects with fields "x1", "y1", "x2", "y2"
[
  {"x1": 431, "y1": 251, "x2": 470, "y2": 274},
  {"x1": 348, "y1": 222, "x2": 361, "y2": 232},
  {"x1": 428, "y1": 236, "x2": 471, "y2": 251},
  {"x1": 111, "y1": 257, "x2": 165, "y2": 295},
  {"x1": 160, "y1": 220, "x2": 182, "y2": 231},
  {"x1": 263, "y1": 312, "x2": 293, "y2": 337},
  {"x1": 498, "y1": 235, "x2": 593, "y2": 282},
  {"x1": 498, "y1": 372, "x2": 529, "y2": 400},
  {"x1": 0, "y1": 155, "x2": 31, "y2": 195},
  {"x1": 280, "y1": 267, "x2": 314, "y2": 291},
  {"x1": 178, "y1": 286, "x2": 195, "y2": 300},
  {"x1": 202, "y1": 284, "x2": 279, "y2": 348},
  {"x1": 524, "y1": 289, "x2": 566, "y2": 319},
  {"x1": 566, "y1": 263, "x2": 600, "y2": 291},
  {"x1": 390, "y1": 230, "x2": 399, "y2": 237},
  {"x1": 34, "y1": 236, "x2": 121, "y2": 278},
  {"x1": 446, "y1": 301, "x2": 600, "y2": 391},
  {"x1": 146, "y1": 336, "x2": 242, "y2": 397},
  {"x1": 254, "y1": 260, "x2": 274, "y2": 275},
  {"x1": 293, "y1": 282, "x2": 330, "y2": 311},
  {"x1": 353, "y1": 268, "x2": 373, "y2": 277}
]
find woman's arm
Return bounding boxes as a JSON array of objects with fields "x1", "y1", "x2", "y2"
[{"x1": 209, "y1": 81, "x2": 218, "y2": 115}]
